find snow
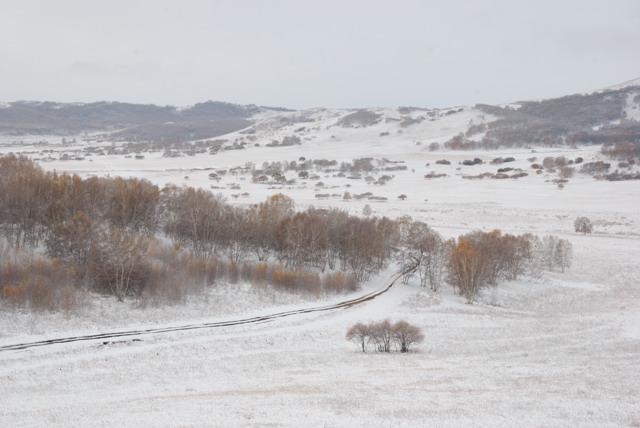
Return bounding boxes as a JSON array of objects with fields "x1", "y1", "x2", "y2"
[
  {"x1": 624, "y1": 91, "x2": 640, "y2": 122},
  {"x1": 1, "y1": 110, "x2": 640, "y2": 427},
  {"x1": 594, "y1": 77, "x2": 640, "y2": 93}
]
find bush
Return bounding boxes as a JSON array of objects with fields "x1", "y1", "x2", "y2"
[
  {"x1": 574, "y1": 216, "x2": 593, "y2": 234},
  {"x1": 580, "y1": 161, "x2": 610, "y2": 175},
  {"x1": 0, "y1": 247, "x2": 79, "y2": 312},
  {"x1": 323, "y1": 271, "x2": 358, "y2": 293},
  {"x1": 462, "y1": 158, "x2": 482, "y2": 166},
  {"x1": 559, "y1": 166, "x2": 575, "y2": 178}
]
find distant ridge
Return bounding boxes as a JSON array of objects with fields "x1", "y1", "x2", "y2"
[
  {"x1": 1, "y1": 78, "x2": 639, "y2": 146},
  {"x1": 0, "y1": 100, "x2": 262, "y2": 140},
  {"x1": 593, "y1": 76, "x2": 640, "y2": 93}
]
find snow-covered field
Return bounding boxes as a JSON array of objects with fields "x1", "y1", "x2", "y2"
[{"x1": 1, "y1": 108, "x2": 640, "y2": 426}]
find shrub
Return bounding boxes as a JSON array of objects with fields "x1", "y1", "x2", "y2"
[
  {"x1": 323, "y1": 271, "x2": 358, "y2": 293},
  {"x1": 462, "y1": 158, "x2": 482, "y2": 166},
  {"x1": 580, "y1": 161, "x2": 610, "y2": 175},
  {"x1": 574, "y1": 216, "x2": 593, "y2": 234},
  {"x1": 559, "y1": 166, "x2": 575, "y2": 178}
]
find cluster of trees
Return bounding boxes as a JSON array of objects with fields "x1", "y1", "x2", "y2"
[
  {"x1": 0, "y1": 100, "x2": 256, "y2": 141},
  {"x1": 0, "y1": 154, "x2": 575, "y2": 310},
  {"x1": 569, "y1": 122, "x2": 640, "y2": 146},
  {"x1": 0, "y1": 155, "x2": 395, "y2": 306},
  {"x1": 395, "y1": 223, "x2": 573, "y2": 303},
  {"x1": 447, "y1": 232, "x2": 571, "y2": 303},
  {"x1": 346, "y1": 319, "x2": 424, "y2": 352},
  {"x1": 162, "y1": 190, "x2": 394, "y2": 281},
  {"x1": 337, "y1": 110, "x2": 382, "y2": 128},
  {"x1": 441, "y1": 87, "x2": 637, "y2": 150},
  {"x1": 601, "y1": 141, "x2": 640, "y2": 160},
  {"x1": 0, "y1": 239, "x2": 359, "y2": 311}
]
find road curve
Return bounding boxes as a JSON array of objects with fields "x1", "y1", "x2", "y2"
[{"x1": 0, "y1": 266, "x2": 414, "y2": 352}]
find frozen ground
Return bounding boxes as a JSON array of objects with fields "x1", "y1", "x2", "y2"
[{"x1": 1, "y1": 116, "x2": 640, "y2": 426}]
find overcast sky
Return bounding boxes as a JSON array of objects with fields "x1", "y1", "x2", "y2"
[{"x1": 2, "y1": 0, "x2": 639, "y2": 109}]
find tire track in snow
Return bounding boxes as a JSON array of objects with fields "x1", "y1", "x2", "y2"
[{"x1": 0, "y1": 266, "x2": 415, "y2": 352}]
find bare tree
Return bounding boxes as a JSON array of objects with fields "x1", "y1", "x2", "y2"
[
  {"x1": 574, "y1": 216, "x2": 593, "y2": 234},
  {"x1": 45, "y1": 210, "x2": 95, "y2": 266},
  {"x1": 345, "y1": 322, "x2": 370, "y2": 352},
  {"x1": 538, "y1": 235, "x2": 559, "y2": 271},
  {"x1": 391, "y1": 320, "x2": 424, "y2": 352},
  {"x1": 447, "y1": 237, "x2": 487, "y2": 303},
  {"x1": 502, "y1": 233, "x2": 534, "y2": 280},
  {"x1": 463, "y1": 230, "x2": 509, "y2": 286},
  {"x1": 162, "y1": 185, "x2": 225, "y2": 256},
  {"x1": 104, "y1": 177, "x2": 160, "y2": 235},
  {"x1": 370, "y1": 319, "x2": 393, "y2": 352},
  {"x1": 555, "y1": 239, "x2": 573, "y2": 273},
  {"x1": 397, "y1": 220, "x2": 447, "y2": 291},
  {"x1": 535, "y1": 235, "x2": 573, "y2": 273},
  {"x1": 94, "y1": 227, "x2": 150, "y2": 302},
  {"x1": 221, "y1": 206, "x2": 250, "y2": 264}
]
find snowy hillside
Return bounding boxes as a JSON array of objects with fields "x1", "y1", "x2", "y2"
[{"x1": 1, "y1": 81, "x2": 639, "y2": 427}]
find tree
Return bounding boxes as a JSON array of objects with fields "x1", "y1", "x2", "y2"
[
  {"x1": 345, "y1": 322, "x2": 370, "y2": 352},
  {"x1": 94, "y1": 227, "x2": 150, "y2": 302},
  {"x1": 555, "y1": 239, "x2": 573, "y2": 273},
  {"x1": 104, "y1": 177, "x2": 160, "y2": 235},
  {"x1": 396, "y1": 220, "x2": 446, "y2": 291},
  {"x1": 447, "y1": 237, "x2": 487, "y2": 303},
  {"x1": 391, "y1": 320, "x2": 424, "y2": 352},
  {"x1": 245, "y1": 194, "x2": 294, "y2": 263},
  {"x1": 463, "y1": 230, "x2": 508, "y2": 286},
  {"x1": 370, "y1": 319, "x2": 392, "y2": 352},
  {"x1": 536, "y1": 235, "x2": 573, "y2": 273},
  {"x1": 336, "y1": 217, "x2": 389, "y2": 281},
  {"x1": 220, "y1": 206, "x2": 250, "y2": 264},
  {"x1": 280, "y1": 211, "x2": 328, "y2": 270},
  {"x1": 502, "y1": 233, "x2": 534, "y2": 280},
  {"x1": 161, "y1": 185, "x2": 225, "y2": 256},
  {"x1": 45, "y1": 210, "x2": 95, "y2": 266},
  {"x1": 574, "y1": 216, "x2": 593, "y2": 234},
  {"x1": 538, "y1": 235, "x2": 559, "y2": 270},
  {"x1": 0, "y1": 154, "x2": 53, "y2": 247}
]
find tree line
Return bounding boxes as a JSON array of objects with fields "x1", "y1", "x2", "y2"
[
  {"x1": 0, "y1": 154, "x2": 391, "y2": 306},
  {"x1": 394, "y1": 220, "x2": 572, "y2": 303},
  {"x1": 0, "y1": 154, "x2": 573, "y2": 310}
]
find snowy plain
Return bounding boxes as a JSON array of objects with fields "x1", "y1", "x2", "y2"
[{"x1": 1, "y1": 105, "x2": 639, "y2": 427}]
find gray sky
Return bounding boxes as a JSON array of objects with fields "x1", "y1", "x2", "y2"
[{"x1": 2, "y1": 0, "x2": 639, "y2": 109}]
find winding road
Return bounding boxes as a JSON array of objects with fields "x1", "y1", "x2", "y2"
[{"x1": 0, "y1": 267, "x2": 413, "y2": 352}]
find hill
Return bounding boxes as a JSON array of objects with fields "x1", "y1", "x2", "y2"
[
  {"x1": 0, "y1": 100, "x2": 267, "y2": 140},
  {"x1": 1, "y1": 78, "x2": 638, "y2": 149}
]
